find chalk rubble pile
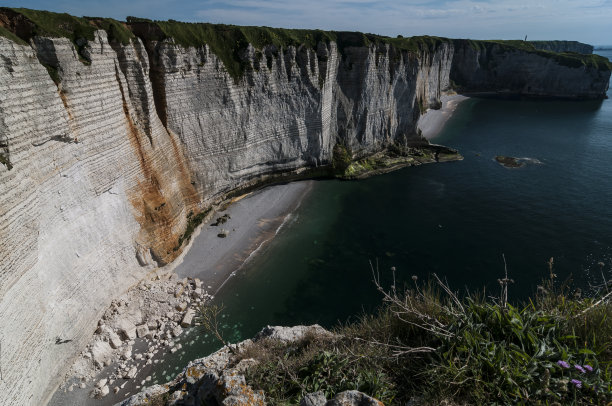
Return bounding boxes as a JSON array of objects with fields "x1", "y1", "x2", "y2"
[{"x1": 59, "y1": 271, "x2": 212, "y2": 399}]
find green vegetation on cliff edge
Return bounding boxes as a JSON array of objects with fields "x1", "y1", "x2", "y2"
[
  {"x1": 0, "y1": 7, "x2": 134, "y2": 46},
  {"x1": 231, "y1": 266, "x2": 612, "y2": 405},
  {"x1": 2, "y1": 8, "x2": 608, "y2": 82},
  {"x1": 129, "y1": 18, "x2": 447, "y2": 81},
  {"x1": 456, "y1": 38, "x2": 612, "y2": 72}
]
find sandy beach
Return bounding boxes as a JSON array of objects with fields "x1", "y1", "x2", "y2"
[
  {"x1": 418, "y1": 94, "x2": 469, "y2": 139},
  {"x1": 174, "y1": 180, "x2": 314, "y2": 293}
]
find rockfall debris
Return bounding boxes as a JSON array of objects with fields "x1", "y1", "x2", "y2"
[{"x1": 57, "y1": 270, "x2": 212, "y2": 399}]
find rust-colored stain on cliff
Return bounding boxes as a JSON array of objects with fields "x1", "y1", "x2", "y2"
[{"x1": 115, "y1": 66, "x2": 199, "y2": 265}]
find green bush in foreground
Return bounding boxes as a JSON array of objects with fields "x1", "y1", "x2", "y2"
[{"x1": 231, "y1": 262, "x2": 611, "y2": 405}]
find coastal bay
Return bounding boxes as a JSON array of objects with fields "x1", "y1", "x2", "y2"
[
  {"x1": 145, "y1": 55, "x2": 612, "y2": 392},
  {"x1": 0, "y1": 6, "x2": 610, "y2": 403}
]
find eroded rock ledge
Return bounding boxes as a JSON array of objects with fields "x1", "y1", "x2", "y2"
[{"x1": 118, "y1": 325, "x2": 383, "y2": 406}]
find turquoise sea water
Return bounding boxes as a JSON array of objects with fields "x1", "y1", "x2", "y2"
[{"x1": 150, "y1": 50, "x2": 612, "y2": 383}]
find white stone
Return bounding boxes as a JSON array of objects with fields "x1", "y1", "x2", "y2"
[
  {"x1": 172, "y1": 325, "x2": 183, "y2": 338},
  {"x1": 116, "y1": 318, "x2": 137, "y2": 341},
  {"x1": 108, "y1": 331, "x2": 123, "y2": 349},
  {"x1": 91, "y1": 341, "x2": 112, "y2": 368},
  {"x1": 124, "y1": 366, "x2": 138, "y2": 379},
  {"x1": 121, "y1": 347, "x2": 133, "y2": 360},
  {"x1": 180, "y1": 308, "x2": 195, "y2": 328},
  {"x1": 135, "y1": 324, "x2": 149, "y2": 338},
  {"x1": 98, "y1": 385, "x2": 110, "y2": 398}
]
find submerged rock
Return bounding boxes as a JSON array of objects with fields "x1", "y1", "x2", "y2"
[
  {"x1": 495, "y1": 155, "x2": 526, "y2": 168},
  {"x1": 495, "y1": 155, "x2": 542, "y2": 168}
]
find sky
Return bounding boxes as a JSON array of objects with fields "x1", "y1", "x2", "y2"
[{"x1": 3, "y1": 0, "x2": 612, "y2": 45}]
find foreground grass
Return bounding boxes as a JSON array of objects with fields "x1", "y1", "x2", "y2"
[{"x1": 233, "y1": 270, "x2": 612, "y2": 405}]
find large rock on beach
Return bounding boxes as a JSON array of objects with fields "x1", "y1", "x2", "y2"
[
  {"x1": 116, "y1": 319, "x2": 137, "y2": 341},
  {"x1": 91, "y1": 341, "x2": 112, "y2": 368}
]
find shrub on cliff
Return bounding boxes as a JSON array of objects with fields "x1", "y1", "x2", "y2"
[{"x1": 331, "y1": 144, "x2": 352, "y2": 175}]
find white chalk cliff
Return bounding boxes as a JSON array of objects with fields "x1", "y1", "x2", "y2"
[{"x1": 0, "y1": 12, "x2": 610, "y2": 406}]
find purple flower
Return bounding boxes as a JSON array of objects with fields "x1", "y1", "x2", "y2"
[
  {"x1": 557, "y1": 360, "x2": 570, "y2": 368},
  {"x1": 583, "y1": 364, "x2": 593, "y2": 372},
  {"x1": 575, "y1": 365, "x2": 586, "y2": 373},
  {"x1": 571, "y1": 379, "x2": 582, "y2": 388}
]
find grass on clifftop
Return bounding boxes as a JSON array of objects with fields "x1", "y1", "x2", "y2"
[
  {"x1": 224, "y1": 260, "x2": 612, "y2": 405},
  {"x1": 1, "y1": 8, "x2": 609, "y2": 79},
  {"x1": 456, "y1": 39, "x2": 612, "y2": 71},
  {"x1": 0, "y1": 8, "x2": 134, "y2": 46},
  {"x1": 128, "y1": 18, "x2": 448, "y2": 81}
]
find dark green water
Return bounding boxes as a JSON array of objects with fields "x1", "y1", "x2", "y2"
[{"x1": 151, "y1": 50, "x2": 612, "y2": 382}]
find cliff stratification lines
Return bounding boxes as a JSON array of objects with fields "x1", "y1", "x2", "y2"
[{"x1": 0, "y1": 8, "x2": 610, "y2": 406}]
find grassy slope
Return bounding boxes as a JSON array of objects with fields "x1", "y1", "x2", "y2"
[{"x1": 237, "y1": 276, "x2": 612, "y2": 405}]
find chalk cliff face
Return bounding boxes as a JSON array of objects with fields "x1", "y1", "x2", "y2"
[
  {"x1": 530, "y1": 40, "x2": 594, "y2": 54},
  {"x1": 0, "y1": 15, "x2": 610, "y2": 406},
  {"x1": 0, "y1": 31, "x2": 200, "y2": 406},
  {"x1": 137, "y1": 34, "x2": 453, "y2": 202},
  {"x1": 451, "y1": 40, "x2": 611, "y2": 98}
]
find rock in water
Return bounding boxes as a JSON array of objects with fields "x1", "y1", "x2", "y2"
[
  {"x1": 95, "y1": 378, "x2": 107, "y2": 389},
  {"x1": 495, "y1": 155, "x2": 526, "y2": 168},
  {"x1": 124, "y1": 366, "x2": 138, "y2": 379},
  {"x1": 98, "y1": 385, "x2": 110, "y2": 398},
  {"x1": 181, "y1": 308, "x2": 196, "y2": 327}
]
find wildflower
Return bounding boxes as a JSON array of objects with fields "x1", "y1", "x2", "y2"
[
  {"x1": 557, "y1": 360, "x2": 570, "y2": 369},
  {"x1": 583, "y1": 365, "x2": 593, "y2": 372},
  {"x1": 570, "y1": 379, "x2": 582, "y2": 388},
  {"x1": 575, "y1": 365, "x2": 586, "y2": 373}
]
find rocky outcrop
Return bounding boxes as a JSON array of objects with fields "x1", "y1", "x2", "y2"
[
  {"x1": 530, "y1": 40, "x2": 594, "y2": 54},
  {"x1": 117, "y1": 325, "x2": 374, "y2": 406},
  {"x1": 0, "y1": 10, "x2": 610, "y2": 406}
]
